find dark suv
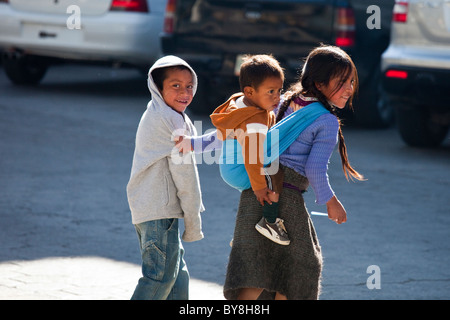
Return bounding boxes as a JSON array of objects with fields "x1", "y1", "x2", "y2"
[{"x1": 161, "y1": 0, "x2": 395, "y2": 127}]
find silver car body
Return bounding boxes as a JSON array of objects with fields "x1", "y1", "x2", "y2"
[
  {"x1": 382, "y1": 0, "x2": 450, "y2": 72},
  {"x1": 0, "y1": 0, "x2": 166, "y2": 67}
]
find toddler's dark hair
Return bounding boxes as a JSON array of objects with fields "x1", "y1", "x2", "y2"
[{"x1": 239, "y1": 54, "x2": 284, "y2": 92}]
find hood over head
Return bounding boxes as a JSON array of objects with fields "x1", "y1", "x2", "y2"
[{"x1": 147, "y1": 55, "x2": 198, "y2": 109}]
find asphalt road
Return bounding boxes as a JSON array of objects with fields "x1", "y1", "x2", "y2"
[{"x1": 0, "y1": 64, "x2": 449, "y2": 300}]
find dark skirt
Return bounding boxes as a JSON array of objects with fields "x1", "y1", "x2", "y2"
[{"x1": 223, "y1": 166, "x2": 323, "y2": 300}]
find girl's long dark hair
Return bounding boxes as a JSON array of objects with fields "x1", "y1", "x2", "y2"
[{"x1": 277, "y1": 45, "x2": 364, "y2": 181}]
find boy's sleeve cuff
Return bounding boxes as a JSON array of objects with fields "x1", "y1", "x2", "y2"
[{"x1": 182, "y1": 231, "x2": 204, "y2": 242}]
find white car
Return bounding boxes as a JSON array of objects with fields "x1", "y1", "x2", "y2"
[
  {"x1": 381, "y1": 0, "x2": 450, "y2": 147},
  {"x1": 0, "y1": 0, "x2": 166, "y2": 84}
]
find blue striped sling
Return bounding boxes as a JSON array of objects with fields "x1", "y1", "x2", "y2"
[{"x1": 219, "y1": 102, "x2": 329, "y2": 191}]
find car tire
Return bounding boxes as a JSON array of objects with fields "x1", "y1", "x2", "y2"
[
  {"x1": 2, "y1": 54, "x2": 48, "y2": 85},
  {"x1": 396, "y1": 104, "x2": 449, "y2": 147}
]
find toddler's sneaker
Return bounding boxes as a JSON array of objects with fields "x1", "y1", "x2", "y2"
[{"x1": 255, "y1": 217, "x2": 290, "y2": 245}]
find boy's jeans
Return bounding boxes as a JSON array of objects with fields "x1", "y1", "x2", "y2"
[{"x1": 131, "y1": 218, "x2": 189, "y2": 300}]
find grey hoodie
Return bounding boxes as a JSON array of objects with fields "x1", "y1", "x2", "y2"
[{"x1": 126, "y1": 56, "x2": 204, "y2": 242}]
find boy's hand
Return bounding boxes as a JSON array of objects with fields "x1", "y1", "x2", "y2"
[
  {"x1": 174, "y1": 135, "x2": 193, "y2": 154},
  {"x1": 253, "y1": 187, "x2": 275, "y2": 206}
]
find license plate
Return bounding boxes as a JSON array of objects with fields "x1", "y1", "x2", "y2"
[{"x1": 234, "y1": 54, "x2": 246, "y2": 76}]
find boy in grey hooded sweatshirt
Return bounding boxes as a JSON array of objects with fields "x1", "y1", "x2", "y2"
[{"x1": 127, "y1": 56, "x2": 204, "y2": 300}]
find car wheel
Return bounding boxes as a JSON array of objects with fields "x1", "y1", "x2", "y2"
[
  {"x1": 2, "y1": 54, "x2": 48, "y2": 85},
  {"x1": 396, "y1": 105, "x2": 449, "y2": 147}
]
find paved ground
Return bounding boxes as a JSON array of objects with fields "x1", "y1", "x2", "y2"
[{"x1": 0, "y1": 257, "x2": 223, "y2": 300}]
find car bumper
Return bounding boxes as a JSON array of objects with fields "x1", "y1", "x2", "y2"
[
  {"x1": 161, "y1": 33, "x2": 328, "y2": 81},
  {"x1": 381, "y1": 45, "x2": 450, "y2": 110},
  {"x1": 0, "y1": 8, "x2": 163, "y2": 67},
  {"x1": 381, "y1": 44, "x2": 450, "y2": 71}
]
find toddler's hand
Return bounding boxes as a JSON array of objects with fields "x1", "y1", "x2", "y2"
[{"x1": 254, "y1": 187, "x2": 275, "y2": 206}]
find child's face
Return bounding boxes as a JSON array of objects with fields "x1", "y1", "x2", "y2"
[
  {"x1": 161, "y1": 68, "x2": 194, "y2": 113},
  {"x1": 244, "y1": 76, "x2": 283, "y2": 112},
  {"x1": 319, "y1": 76, "x2": 354, "y2": 109}
]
